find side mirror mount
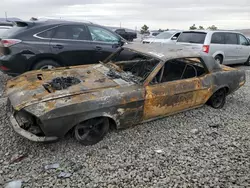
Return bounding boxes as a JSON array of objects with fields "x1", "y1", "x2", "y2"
[{"x1": 171, "y1": 36, "x2": 177, "y2": 40}]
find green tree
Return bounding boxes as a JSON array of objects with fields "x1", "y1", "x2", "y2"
[
  {"x1": 140, "y1": 24, "x2": 149, "y2": 34},
  {"x1": 207, "y1": 25, "x2": 218, "y2": 30},
  {"x1": 198, "y1": 25, "x2": 204, "y2": 30},
  {"x1": 189, "y1": 24, "x2": 197, "y2": 30}
]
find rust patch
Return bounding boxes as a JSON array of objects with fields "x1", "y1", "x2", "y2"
[{"x1": 143, "y1": 78, "x2": 201, "y2": 120}]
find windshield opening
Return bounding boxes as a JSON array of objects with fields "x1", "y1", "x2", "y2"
[
  {"x1": 177, "y1": 32, "x2": 207, "y2": 44},
  {"x1": 103, "y1": 48, "x2": 160, "y2": 84},
  {"x1": 155, "y1": 32, "x2": 173, "y2": 39}
]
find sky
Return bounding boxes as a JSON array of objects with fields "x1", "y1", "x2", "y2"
[{"x1": 0, "y1": 0, "x2": 250, "y2": 30}]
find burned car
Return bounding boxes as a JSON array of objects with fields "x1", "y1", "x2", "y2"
[{"x1": 5, "y1": 43, "x2": 245, "y2": 145}]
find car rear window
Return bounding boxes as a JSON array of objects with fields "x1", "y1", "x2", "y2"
[
  {"x1": 0, "y1": 26, "x2": 27, "y2": 38},
  {"x1": 0, "y1": 28, "x2": 9, "y2": 37},
  {"x1": 177, "y1": 32, "x2": 207, "y2": 44}
]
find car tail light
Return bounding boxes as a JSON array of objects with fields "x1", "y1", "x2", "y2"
[
  {"x1": 0, "y1": 39, "x2": 22, "y2": 47},
  {"x1": 202, "y1": 45, "x2": 209, "y2": 53},
  {"x1": 0, "y1": 65, "x2": 9, "y2": 71}
]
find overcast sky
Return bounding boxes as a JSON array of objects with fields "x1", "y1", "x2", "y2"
[{"x1": 1, "y1": 0, "x2": 250, "y2": 30}]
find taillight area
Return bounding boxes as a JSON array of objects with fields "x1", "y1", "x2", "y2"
[
  {"x1": 0, "y1": 65, "x2": 9, "y2": 71},
  {"x1": 202, "y1": 45, "x2": 210, "y2": 53},
  {"x1": 0, "y1": 39, "x2": 22, "y2": 47}
]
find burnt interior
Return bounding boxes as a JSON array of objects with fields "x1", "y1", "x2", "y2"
[
  {"x1": 106, "y1": 59, "x2": 159, "y2": 83},
  {"x1": 153, "y1": 58, "x2": 206, "y2": 84},
  {"x1": 43, "y1": 76, "x2": 81, "y2": 92}
]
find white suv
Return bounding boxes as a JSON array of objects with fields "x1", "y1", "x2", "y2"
[{"x1": 177, "y1": 30, "x2": 250, "y2": 65}]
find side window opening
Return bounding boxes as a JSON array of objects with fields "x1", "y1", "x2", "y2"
[
  {"x1": 36, "y1": 28, "x2": 55, "y2": 38},
  {"x1": 211, "y1": 33, "x2": 225, "y2": 44},
  {"x1": 238, "y1": 34, "x2": 249, "y2": 45},
  {"x1": 225, "y1": 33, "x2": 238, "y2": 45},
  {"x1": 88, "y1": 26, "x2": 119, "y2": 43},
  {"x1": 151, "y1": 58, "x2": 206, "y2": 84},
  {"x1": 52, "y1": 25, "x2": 91, "y2": 40},
  {"x1": 172, "y1": 32, "x2": 181, "y2": 40}
]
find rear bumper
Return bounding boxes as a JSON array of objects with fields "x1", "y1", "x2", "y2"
[
  {"x1": 8, "y1": 113, "x2": 58, "y2": 142},
  {"x1": 0, "y1": 54, "x2": 29, "y2": 76}
]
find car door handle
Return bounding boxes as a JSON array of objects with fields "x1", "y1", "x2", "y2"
[
  {"x1": 95, "y1": 46, "x2": 102, "y2": 51},
  {"x1": 52, "y1": 44, "x2": 64, "y2": 49}
]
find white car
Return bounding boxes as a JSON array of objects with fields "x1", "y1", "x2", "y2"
[
  {"x1": 142, "y1": 30, "x2": 182, "y2": 44},
  {"x1": 176, "y1": 30, "x2": 250, "y2": 65}
]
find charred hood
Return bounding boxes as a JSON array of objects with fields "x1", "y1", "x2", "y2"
[{"x1": 5, "y1": 64, "x2": 134, "y2": 110}]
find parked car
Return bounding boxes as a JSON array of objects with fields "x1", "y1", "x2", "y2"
[
  {"x1": 144, "y1": 31, "x2": 162, "y2": 38},
  {"x1": 0, "y1": 19, "x2": 137, "y2": 76},
  {"x1": 0, "y1": 25, "x2": 12, "y2": 37},
  {"x1": 114, "y1": 28, "x2": 137, "y2": 41},
  {"x1": 6, "y1": 43, "x2": 245, "y2": 145},
  {"x1": 176, "y1": 30, "x2": 250, "y2": 65},
  {"x1": 142, "y1": 30, "x2": 182, "y2": 44}
]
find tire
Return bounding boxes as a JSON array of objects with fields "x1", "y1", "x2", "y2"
[
  {"x1": 244, "y1": 56, "x2": 250, "y2": 66},
  {"x1": 214, "y1": 55, "x2": 223, "y2": 64},
  {"x1": 74, "y1": 117, "x2": 109, "y2": 145},
  {"x1": 207, "y1": 89, "x2": 226, "y2": 109},
  {"x1": 32, "y1": 60, "x2": 60, "y2": 70}
]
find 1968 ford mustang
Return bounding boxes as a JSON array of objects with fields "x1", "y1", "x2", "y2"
[{"x1": 5, "y1": 43, "x2": 246, "y2": 145}]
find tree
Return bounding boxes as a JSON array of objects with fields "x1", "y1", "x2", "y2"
[
  {"x1": 158, "y1": 29, "x2": 163, "y2": 32},
  {"x1": 140, "y1": 24, "x2": 149, "y2": 34},
  {"x1": 189, "y1": 24, "x2": 197, "y2": 30},
  {"x1": 207, "y1": 25, "x2": 218, "y2": 30},
  {"x1": 198, "y1": 25, "x2": 204, "y2": 30}
]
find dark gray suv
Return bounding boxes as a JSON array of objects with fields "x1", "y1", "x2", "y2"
[{"x1": 0, "y1": 19, "x2": 137, "y2": 76}]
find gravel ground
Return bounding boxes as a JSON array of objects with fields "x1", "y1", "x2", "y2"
[{"x1": 0, "y1": 68, "x2": 250, "y2": 187}]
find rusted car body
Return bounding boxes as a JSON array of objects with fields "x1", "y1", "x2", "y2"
[{"x1": 5, "y1": 43, "x2": 246, "y2": 145}]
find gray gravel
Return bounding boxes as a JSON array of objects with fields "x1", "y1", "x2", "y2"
[{"x1": 1, "y1": 68, "x2": 250, "y2": 187}]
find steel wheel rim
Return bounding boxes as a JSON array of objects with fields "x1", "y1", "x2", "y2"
[
  {"x1": 75, "y1": 119, "x2": 106, "y2": 141},
  {"x1": 212, "y1": 90, "x2": 224, "y2": 108},
  {"x1": 40, "y1": 65, "x2": 55, "y2": 70}
]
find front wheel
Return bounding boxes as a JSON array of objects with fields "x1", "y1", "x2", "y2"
[
  {"x1": 207, "y1": 89, "x2": 226, "y2": 109},
  {"x1": 74, "y1": 117, "x2": 109, "y2": 145}
]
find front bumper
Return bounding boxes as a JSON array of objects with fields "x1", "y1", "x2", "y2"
[{"x1": 8, "y1": 113, "x2": 58, "y2": 142}]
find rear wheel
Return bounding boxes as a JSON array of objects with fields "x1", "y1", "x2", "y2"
[
  {"x1": 207, "y1": 89, "x2": 226, "y2": 109},
  {"x1": 33, "y1": 60, "x2": 60, "y2": 70},
  {"x1": 244, "y1": 56, "x2": 250, "y2": 66},
  {"x1": 74, "y1": 117, "x2": 109, "y2": 145},
  {"x1": 214, "y1": 55, "x2": 223, "y2": 64}
]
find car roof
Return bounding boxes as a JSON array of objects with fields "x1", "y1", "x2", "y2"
[
  {"x1": 12, "y1": 19, "x2": 96, "y2": 28},
  {"x1": 123, "y1": 43, "x2": 221, "y2": 72},
  {"x1": 0, "y1": 26, "x2": 12, "y2": 29},
  {"x1": 124, "y1": 43, "x2": 201, "y2": 61},
  {"x1": 182, "y1": 30, "x2": 243, "y2": 34}
]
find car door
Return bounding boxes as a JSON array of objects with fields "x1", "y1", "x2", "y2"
[
  {"x1": 87, "y1": 25, "x2": 121, "y2": 63},
  {"x1": 237, "y1": 34, "x2": 250, "y2": 62},
  {"x1": 50, "y1": 24, "x2": 95, "y2": 66},
  {"x1": 224, "y1": 33, "x2": 240, "y2": 64},
  {"x1": 143, "y1": 58, "x2": 204, "y2": 120}
]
